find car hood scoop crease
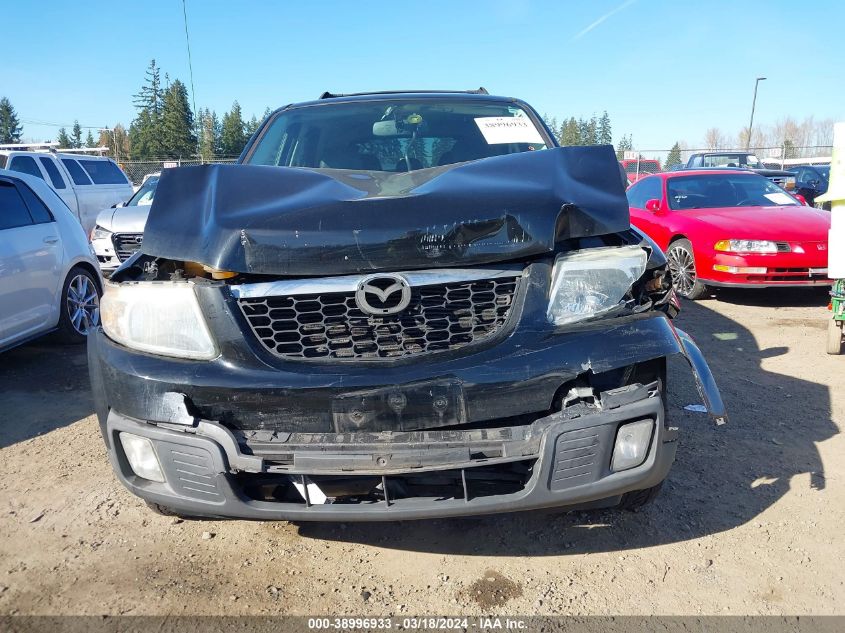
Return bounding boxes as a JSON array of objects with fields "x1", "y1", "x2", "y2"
[{"x1": 140, "y1": 146, "x2": 629, "y2": 275}]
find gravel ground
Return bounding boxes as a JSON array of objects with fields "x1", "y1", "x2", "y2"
[{"x1": 0, "y1": 288, "x2": 842, "y2": 616}]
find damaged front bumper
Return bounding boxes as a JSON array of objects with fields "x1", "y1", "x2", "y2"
[{"x1": 89, "y1": 305, "x2": 725, "y2": 521}]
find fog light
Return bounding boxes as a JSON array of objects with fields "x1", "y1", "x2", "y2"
[
  {"x1": 611, "y1": 420, "x2": 654, "y2": 472},
  {"x1": 713, "y1": 265, "x2": 767, "y2": 275},
  {"x1": 119, "y1": 433, "x2": 165, "y2": 482}
]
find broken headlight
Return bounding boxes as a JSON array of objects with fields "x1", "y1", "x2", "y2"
[
  {"x1": 547, "y1": 245, "x2": 648, "y2": 326},
  {"x1": 100, "y1": 281, "x2": 218, "y2": 360}
]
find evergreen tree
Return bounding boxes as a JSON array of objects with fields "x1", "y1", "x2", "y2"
[
  {"x1": 0, "y1": 97, "x2": 23, "y2": 143},
  {"x1": 616, "y1": 134, "x2": 633, "y2": 159},
  {"x1": 782, "y1": 139, "x2": 797, "y2": 159},
  {"x1": 198, "y1": 109, "x2": 222, "y2": 161},
  {"x1": 160, "y1": 79, "x2": 196, "y2": 158},
  {"x1": 85, "y1": 130, "x2": 96, "y2": 148},
  {"x1": 245, "y1": 115, "x2": 260, "y2": 137},
  {"x1": 71, "y1": 120, "x2": 83, "y2": 148},
  {"x1": 129, "y1": 60, "x2": 165, "y2": 159},
  {"x1": 559, "y1": 117, "x2": 580, "y2": 146},
  {"x1": 56, "y1": 128, "x2": 72, "y2": 148},
  {"x1": 597, "y1": 111, "x2": 612, "y2": 145},
  {"x1": 664, "y1": 142, "x2": 682, "y2": 170},
  {"x1": 220, "y1": 101, "x2": 247, "y2": 156}
]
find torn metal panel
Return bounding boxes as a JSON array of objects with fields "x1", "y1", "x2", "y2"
[{"x1": 140, "y1": 146, "x2": 630, "y2": 276}]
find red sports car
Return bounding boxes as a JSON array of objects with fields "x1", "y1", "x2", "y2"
[{"x1": 627, "y1": 169, "x2": 831, "y2": 299}]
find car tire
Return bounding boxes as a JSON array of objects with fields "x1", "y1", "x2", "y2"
[
  {"x1": 667, "y1": 239, "x2": 708, "y2": 300},
  {"x1": 57, "y1": 266, "x2": 101, "y2": 344},
  {"x1": 827, "y1": 319, "x2": 843, "y2": 355},
  {"x1": 616, "y1": 482, "x2": 664, "y2": 511}
]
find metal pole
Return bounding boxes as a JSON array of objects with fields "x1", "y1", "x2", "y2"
[{"x1": 747, "y1": 77, "x2": 766, "y2": 151}]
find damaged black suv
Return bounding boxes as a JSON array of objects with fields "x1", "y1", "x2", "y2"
[{"x1": 89, "y1": 89, "x2": 725, "y2": 521}]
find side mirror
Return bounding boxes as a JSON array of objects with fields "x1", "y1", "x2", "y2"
[
  {"x1": 794, "y1": 194, "x2": 808, "y2": 206},
  {"x1": 645, "y1": 198, "x2": 662, "y2": 213},
  {"x1": 111, "y1": 201, "x2": 125, "y2": 208}
]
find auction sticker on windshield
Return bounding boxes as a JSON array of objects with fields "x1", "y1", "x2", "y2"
[
  {"x1": 474, "y1": 116, "x2": 544, "y2": 144},
  {"x1": 764, "y1": 192, "x2": 796, "y2": 205}
]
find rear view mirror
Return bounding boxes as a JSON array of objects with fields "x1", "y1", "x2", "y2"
[
  {"x1": 645, "y1": 199, "x2": 662, "y2": 213},
  {"x1": 372, "y1": 120, "x2": 398, "y2": 137}
]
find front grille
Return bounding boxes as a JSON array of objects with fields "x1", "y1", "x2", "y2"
[
  {"x1": 238, "y1": 275, "x2": 520, "y2": 360},
  {"x1": 112, "y1": 232, "x2": 143, "y2": 262}
]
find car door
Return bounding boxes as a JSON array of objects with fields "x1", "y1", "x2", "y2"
[
  {"x1": 627, "y1": 177, "x2": 669, "y2": 249},
  {"x1": 74, "y1": 158, "x2": 133, "y2": 233},
  {"x1": 0, "y1": 177, "x2": 63, "y2": 347}
]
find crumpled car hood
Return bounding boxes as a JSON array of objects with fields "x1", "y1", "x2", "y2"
[{"x1": 141, "y1": 145, "x2": 629, "y2": 276}]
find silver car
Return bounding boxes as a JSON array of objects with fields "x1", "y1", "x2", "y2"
[
  {"x1": 0, "y1": 169, "x2": 102, "y2": 351},
  {"x1": 90, "y1": 172, "x2": 159, "y2": 274}
]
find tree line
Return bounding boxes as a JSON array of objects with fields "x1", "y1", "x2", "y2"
[{"x1": 0, "y1": 60, "x2": 267, "y2": 160}]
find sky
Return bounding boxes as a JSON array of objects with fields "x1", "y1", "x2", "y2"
[{"x1": 3, "y1": 0, "x2": 844, "y2": 152}]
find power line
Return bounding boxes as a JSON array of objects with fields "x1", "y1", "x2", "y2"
[
  {"x1": 182, "y1": 0, "x2": 199, "y2": 152},
  {"x1": 21, "y1": 119, "x2": 105, "y2": 129}
]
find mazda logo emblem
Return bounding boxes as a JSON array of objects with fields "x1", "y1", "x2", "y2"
[{"x1": 355, "y1": 273, "x2": 411, "y2": 315}]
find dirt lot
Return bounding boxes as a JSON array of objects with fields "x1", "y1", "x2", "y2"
[{"x1": 0, "y1": 289, "x2": 842, "y2": 616}]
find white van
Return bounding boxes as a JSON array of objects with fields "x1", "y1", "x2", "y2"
[{"x1": 0, "y1": 150, "x2": 133, "y2": 234}]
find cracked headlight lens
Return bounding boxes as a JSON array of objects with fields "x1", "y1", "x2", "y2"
[
  {"x1": 547, "y1": 245, "x2": 648, "y2": 326},
  {"x1": 101, "y1": 282, "x2": 218, "y2": 360}
]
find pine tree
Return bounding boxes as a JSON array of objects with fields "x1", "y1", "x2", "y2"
[
  {"x1": 198, "y1": 109, "x2": 222, "y2": 161},
  {"x1": 560, "y1": 117, "x2": 580, "y2": 146},
  {"x1": 220, "y1": 101, "x2": 247, "y2": 156},
  {"x1": 160, "y1": 79, "x2": 196, "y2": 158},
  {"x1": 664, "y1": 142, "x2": 682, "y2": 170},
  {"x1": 616, "y1": 134, "x2": 633, "y2": 159},
  {"x1": 71, "y1": 120, "x2": 83, "y2": 149},
  {"x1": 597, "y1": 111, "x2": 612, "y2": 145},
  {"x1": 0, "y1": 97, "x2": 23, "y2": 143},
  {"x1": 129, "y1": 60, "x2": 165, "y2": 159},
  {"x1": 245, "y1": 115, "x2": 260, "y2": 137},
  {"x1": 85, "y1": 130, "x2": 96, "y2": 148},
  {"x1": 57, "y1": 128, "x2": 72, "y2": 148}
]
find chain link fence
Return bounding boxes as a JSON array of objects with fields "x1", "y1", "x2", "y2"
[
  {"x1": 118, "y1": 157, "x2": 239, "y2": 186},
  {"x1": 620, "y1": 145, "x2": 832, "y2": 178}
]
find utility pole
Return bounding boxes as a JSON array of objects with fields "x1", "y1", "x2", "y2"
[{"x1": 746, "y1": 77, "x2": 766, "y2": 150}]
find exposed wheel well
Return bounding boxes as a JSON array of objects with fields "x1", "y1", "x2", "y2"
[{"x1": 667, "y1": 235, "x2": 689, "y2": 246}]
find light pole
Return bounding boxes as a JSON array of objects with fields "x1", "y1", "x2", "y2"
[{"x1": 746, "y1": 77, "x2": 766, "y2": 150}]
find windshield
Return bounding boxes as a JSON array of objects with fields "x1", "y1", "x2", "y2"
[
  {"x1": 126, "y1": 175, "x2": 159, "y2": 206},
  {"x1": 245, "y1": 100, "x2": 549, "y2": 171},
  {"x1": 667, "y1": 174, "x2": 800, "y2": 210},
  {"x1": 702, "y1": 154, "x2": 764, "y2": 169}
]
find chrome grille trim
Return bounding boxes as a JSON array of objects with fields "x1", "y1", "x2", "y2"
[
  {"x1": 230, "y1": 266, "x2": 524, "y2": 299},
  {"x1": 111, "y1": 232, "x2": 144, "y2": 262}
]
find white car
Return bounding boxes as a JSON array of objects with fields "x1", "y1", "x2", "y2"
[
  {"x1": 90, "y1": 172, "x2": 159, "y2": 274},
  {"x1": 0, "y1": 150, "x2": 133, "y2": 234},
  {"x1": 0, "y1": 169, "x2": 102, "y2": 352}
]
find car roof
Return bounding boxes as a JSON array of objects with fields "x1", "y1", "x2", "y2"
[
  {"x1": 282, "y1": 90, "x2": 522, "y2": 111},
  {"x1": 638, "y1": 169, "x2": 763, "y2": 180}
]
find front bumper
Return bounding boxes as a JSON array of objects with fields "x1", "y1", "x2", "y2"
[
  {"x1": 89, "y1": 301, "x2": 725, "y2": 520},
  {"x1": 701, "y1": 251, "x2": 830, "y2": 287},
  {"x1": 104, "y1": 387, "x2": 676, "y2": 521}
]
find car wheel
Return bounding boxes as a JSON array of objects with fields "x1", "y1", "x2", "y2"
[
  {"x1": 827, "y1": 319, "x2": 843, "y2": 355},
  {"x1": 667, "y1": 239, "x2": 708, "y2": 300},
  {"x1": 616, "y1": 482, "x2": 664, "y2": 511},
  {"x1": 57, "y1": 266, "x2": 101, "y2": 344}
]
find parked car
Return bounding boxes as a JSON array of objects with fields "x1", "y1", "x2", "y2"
[
  {"x1": 89, "y1": 89, "x2": 725, "y2": 522},
  {"x1": 683, "y1": 152, "x2": 796, "y2": 190},
  {"x1": 0, "y1": 169, "x2": 102, "y2": 352},
  {"x1": 620, "y1": 158, "x2": 661, "y2": 183},
  {"x1": 91, "y1": 172, "x2": 159, "y2": 274},
  {"x1": 0, "y1": 150, "x2": 133, "y2": 234},
  {"x1": 790, "y1": 164, "x2": 830, "y2": 209},
  {"x1": 627, "y1": 170, "x2": 831, "y2": 299}
]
